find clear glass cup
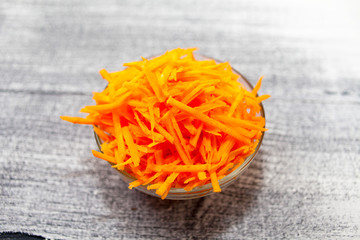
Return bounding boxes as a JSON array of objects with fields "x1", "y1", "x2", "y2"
[{"x1": 94, "y1": 55, "x2": 265, "y2": 200}]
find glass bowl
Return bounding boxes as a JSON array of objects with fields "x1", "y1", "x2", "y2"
[{"x1": 94, "y1": 55, "x2": 265, "y2": 200}]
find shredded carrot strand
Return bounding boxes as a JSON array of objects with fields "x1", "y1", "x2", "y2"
[
  {"x1": 252, "y1": 76, "x2": 263, "y2": 96},
  {"x1": 198, "y1": 172, "x2": 207, "y2": 180},
  {"x1": 92, "y1": 150, "x2": 116, "y2": 164},
  {"x1": 81, "y1": 92, "x2": 131, "y2": 113},
  {"x1": 129, "y1": 180, "x2": 143, "y2": 189},
  {"x1": 189, "y1": 123, "x2": 203, "y2": 148},
  {"x1": 154, "y1": 164, "x2": 208, "y2": 172},
  {"x1": 112, "y1": 158, "x2": 133, "y2": 169},
  {"x1": 167, "y1": 97, "x2": 251, "y2": 144},
  {"x1": 141, "y1": 172, "x2": 164, "y2": 185},
  {"x1": 210, "y1": 172, "x2": 221, "y2": 192},
  {"x1": 122, "y1": 126, "x2": 141, "y2": 167},
  {"x1": 164, "y1": 119, "x2": 191, "y2": 165},
  {"x1": 156, "y1": 173, "x2": 179, "y2": 197},
  {"x1": 256, "y1": 94, "x2": 271, "y2": 103},
  {"x1": 60, "y1": 116, "x2": 99, "y2": 125},
  {"x1": 147, "y1": 183, "x2": 162, "y2": 190},
  {"x1": 212, "y1": 114, "x2": 267, "y2": 131},
  {"x1": 161, "y1": 185, "x2": 172, "y2": 200},
  {"x1": 112, "y1": 111, "x2": 126, "y2": 166},
  {"x1": 228, "y1": 90, "x2": 244, "y2": 117},
  {"x1": 93, "y1": 126, "x2": 110, "y2": 142},
  {"x1": 169, "y1": 113, "x2": 191, "y2": 161},
  {"x1": 144, "y1": 68, "x2": 166, "y2": 102},
  {"x1": 184, "y1": 177, "x2": 196, "y2": 184},
  {"x1": 99, "y1": 69, "x2": 113, "y2": 82}
]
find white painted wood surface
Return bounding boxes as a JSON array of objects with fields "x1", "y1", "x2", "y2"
[{"x1": 1, "y1": 0, "x2": 359, "y2": 239}]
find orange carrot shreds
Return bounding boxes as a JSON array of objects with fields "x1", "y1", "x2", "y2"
[
  {"x1": 60, "y1": 116, "x2": 99, "y2": 125},
  {"x1": 210, "y1": 172, "x2": 221, "y2": 192},
  {"x1": 189, "y1": 123, "x2": 203, "y2": 148},
  {"x1": 169, "y1": 113, "x2": 191, "y2": 159},
  {"x1": 141, "y1": 172, "x2": 164, "y2": 186},
  {"x1": 156, "y1": 173, "x2": 179, "y2": 197},
  {"x1": 163, "y1": 119, "x2": 192, "y2": 165},
  {"x1": 159, "y1": 63, "x2": 173, "y2": 85},
  {"x1": 112, "y1": 158, "x2": 133, "y2": 169},
  {"x1": 154, "y1": 106, "x2": 161, "y2": 119},
  {"x1": 93, "y1": 126, "x2": 110, "y2": 142},
  {"x1": 198, "y1": 172, "x2": 207, "y2": 180},
  {"x1": 167, "y1": 97, "x2": 251, "y2": 145},
  {"x1": 128, "y1": 179, "x2": 143, "y2": 189},
  {"x1": 211, "y1": 114, "x2": 267, "y2": 131},
  {"x1": 184, "y1": 179, "x2": 208, "y2": 192},
  {"x1": 145, "y1": 53, "x2": 170, "y2": 70},
  {"x1": 183, "y1": 176, "x2": 196, "y2": 184},
  {"x1": 217, "y1": 162, "x2": 235, "y2": 176},
  {"x1": 81, "y1": 92, "x2": 131, "y2": 114},
  {"x1": 123, "y1": 60, "x2": 145, "y2": 69},
  {"x1": 153, "y1": 164, "x2": 209, "y2": 173},
  {"x1": 92, "y1": 150, "x2": 116, "y2": 164},
  {"x1": 154, "y1": 149, "x2": 164, "y2": 165},
  {"x1": 112, "y1": 111, "x2": 126, "y2": 165},
  {"x1": 256, "y1": 94, "x2": 271, "y2": 103},
  {"x1": 93, "y1": 92, "x2": 111, "y2": 104},
  {"x1": 252, "y1": 76, "x2": 264, "y2": 96},
  {"x1": 122, "y1": 126, "x2": 141, "y2": 167},
  {"x1": 136, "y1": 111, "x2": 175, "y2": 144},
  {"x1": 101, "y1": 143, "x2": 114, "y2": 156},
  {"x1": 128, "y1": 162, "x2": 144, "y2": 178},
  {"x1": 182, "y1": 119, "x2": 197, "y2": 135},
  {"x1": 113, "y1": 149, "x2": 123, "y2": 170},
  {"x1": 61, "y1": 48, "x2": 270, "y2": 199},
  {"x1": 132, "y1": 112, "x2": 150, "y2": 134},
  {"x1": 227, "y1": 90, "x2": 244, "y2": 117},
  {"x1": 210, "y1": 137, "x2": 235, "y2": 172},
  {"x1": 193, "y1": 101, "x2": 227, "y2": 113},
  {"x1": 147, "y1": 183, "x2": 162, "y2": 190},
  {"x1": 144, "y1": 68, "x2": 166, "y2": 102},
  {"x1": 245, "y1": 96, "x2": 262, "y2": 113},
  {"x1": 99, "y1": 69, "x2": 113, "y2": 83},
  {"x1": 161, "y1": 185, "x2": 172, "y2": 200},
  {"x1": 203, "y1": 128, "x2": 222, "y2": 137},
  {"x1": 180, "y1": 85, "x2": 204, "y2": 105}
]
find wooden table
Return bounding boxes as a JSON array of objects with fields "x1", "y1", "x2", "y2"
[{"x1": 1, "y1": 1, "x2": 359, "y2": 239}]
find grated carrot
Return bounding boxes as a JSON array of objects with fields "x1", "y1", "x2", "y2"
[
  {"x1": 60, "y1": 116, "x2": 99, "y2": 125},
  {"x1": 256, "y1": 94, "x2": 271, "y2": 103},
  {"x1": 153, "y1": 164, "x2": 208, "y2": 172},
  {"x1": 167, "y1": 97, "x2": 251, "y2": 145},
  {"x1": 61, "y1": 48, "x2": 269, "y2": 199},
  {"x1": 189, "y1": 123, "x2": 203, "y2": 148},
  {"x1": 198, "y1": 172, "x2": 207, "y2": 180},
  {"x1": 210, "y1": 172, "x2": 221, "y2": 192},
  {"x1": 212, "y1": 114, "x2": 268, "y2": 131},
  {"x1": 183, "y1": 176, "x2": 196, "y2": 184},
  {"x1": 128, "y1": 179, "x2": 143, "y2": 189},
  {"x1": 156, "y1": 172, "x2": 179, "y2": 196},
  {"x1": 227, "y1": 90, "x2": 244, "y2": 117},
  {"x1": 122, "y1": 126, "x2": 141, "y2": 167},
  {"x1": 92, "y1": 150, "x2": 116, "y2": 164},
  {"x1": 112, "y1": 111, "x2": 126, "y2": 167},
  {"x1": 93, "y1": 126, "x2": 110, "y2": 142},
  {"x1": 252, "y1": 75, "x2": 263, "y2": 96}
]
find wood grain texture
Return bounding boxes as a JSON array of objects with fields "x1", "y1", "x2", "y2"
[{"x1": 1, "y1": 0, "x2": 359, "y2": 239}]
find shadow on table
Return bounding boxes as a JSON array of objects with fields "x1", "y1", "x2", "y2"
[{"x1": 94, "y1": 150, "x2": 265, "y2": 239}]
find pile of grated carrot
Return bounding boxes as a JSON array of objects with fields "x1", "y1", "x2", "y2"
[{"x1": 61, "y1": 48, "x2": 270, "y2": 199}]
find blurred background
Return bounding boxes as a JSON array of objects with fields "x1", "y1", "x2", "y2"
[{"x1": 1, "y1": 0, "x2": 359, "y2": 239}]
